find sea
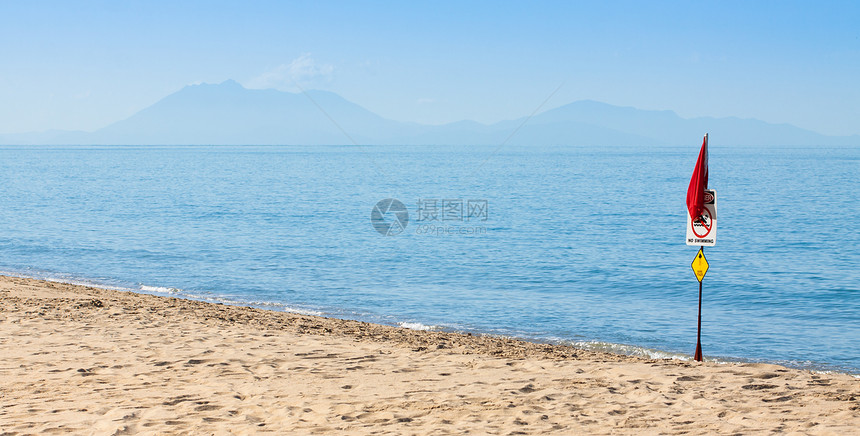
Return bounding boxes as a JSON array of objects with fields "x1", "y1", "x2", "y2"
[{"x1": 1, "y1": 144, "x2": 857, "y2": 375}]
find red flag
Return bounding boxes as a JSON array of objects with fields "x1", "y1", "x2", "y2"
[{"x1": 686, "y1": 134, "x2": 709, "y2": 221}]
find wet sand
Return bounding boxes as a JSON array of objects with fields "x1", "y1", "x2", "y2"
[{"x1": 1, "y1": 275, "x2": 857, "y2": 434}]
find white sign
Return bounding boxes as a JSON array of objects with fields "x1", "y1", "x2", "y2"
[{"x1": 686, "y1": 189, "x2": 716, "y2": 246}]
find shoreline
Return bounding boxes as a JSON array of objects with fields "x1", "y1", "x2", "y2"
[
  {"x1": 3, "y1": 270, "x2": 855, "y2": 376},
  {"x1": 0, "y1": 274, "x2": 635, "y2": 362},
  {"x1": 2, "y1": 275, "x2": 858, "y2": 434}
]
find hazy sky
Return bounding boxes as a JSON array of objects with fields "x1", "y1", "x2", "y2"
[{"x1": 1, "y1": 1, "x2": 858, "y2": 136}]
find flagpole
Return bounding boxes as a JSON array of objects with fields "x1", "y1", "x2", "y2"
[
  {"x1": 694, "y1": 245, "x2": 704, "y2": 362},
  {"x1": 687, "y1": 132, "x2": 709, "y2": 363},
  {"x1": 696, "y1": 133, "x2": 707, "y2": 362}
]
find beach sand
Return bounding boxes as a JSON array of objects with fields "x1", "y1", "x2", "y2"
[{"x1": 1, "y1": 276, "x2": 857, "y2": 435}]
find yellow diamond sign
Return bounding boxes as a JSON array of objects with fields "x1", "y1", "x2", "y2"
[{"x1": 691, "y1": 247, "x2": 709, "y2": 282}]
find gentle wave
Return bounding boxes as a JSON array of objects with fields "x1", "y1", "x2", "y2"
[
  {"x1": 397, "y1": 321, "x2": 441, "y2": 331},
  {"x1": 1, "y1": 269, "x2": 138, "y2": 293},
  {"x1": 1, "y1": 269, "x2": 325, "y2": 317},
  {"x1": 563, "y1": 339, "x2": 858, "y2": 375},
  {"x1": 566, "y1": 340, "x2": 692, "y2": 361},
  {"x1": 139, "y1": 285, "x2": 182, "y2": 294},
  {"x1": 136, "y1": 284, "x2": 325, "y2": 317}
]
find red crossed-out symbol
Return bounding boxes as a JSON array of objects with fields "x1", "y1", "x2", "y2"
[{"x1": 691, "y1": 206, "x2": 713, "y2": 238}]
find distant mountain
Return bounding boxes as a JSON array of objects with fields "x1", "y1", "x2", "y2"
[
  {"x1": 86, "y1": 80, "x2": 412, "y2": 145},
  {"x1": 520, "y1": 100, "x2": 858, "y2": 147},
  {"x1": 2, "y1": 80, "x2": 857, "y2": 147}
]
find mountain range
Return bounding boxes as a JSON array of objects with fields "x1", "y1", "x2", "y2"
[{"x1": 2, "y1": 80, "x2": 857, "y2": 147}]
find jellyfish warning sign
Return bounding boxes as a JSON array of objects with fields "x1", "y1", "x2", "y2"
[{"x1": 686, "y1": 189, "x2": 716, "y2": 246}]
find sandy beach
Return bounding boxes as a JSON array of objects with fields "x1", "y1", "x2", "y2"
[{"x1": 0, "y1": 275, "x2": 857, "y2": 435}]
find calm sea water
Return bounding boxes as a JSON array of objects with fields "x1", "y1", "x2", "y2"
[{"x1": 1, "y1": 145, "x2": 857, "y2": 374}]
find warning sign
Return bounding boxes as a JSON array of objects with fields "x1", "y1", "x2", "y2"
[
  {"x1": 691, "y1": 247, "x2": 709, "y2": 282},
  {"x1": 686, "y1": 189, "x2": 716, "y2": 246}
]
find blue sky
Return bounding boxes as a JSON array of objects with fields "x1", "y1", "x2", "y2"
[{"x1": 1, "y1": 1, "x2": 858, "y2": 136}]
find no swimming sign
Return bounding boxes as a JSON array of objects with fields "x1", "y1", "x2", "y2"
[{"x1": 686, "y1": 189, "x2": 717, "y2": 246}]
